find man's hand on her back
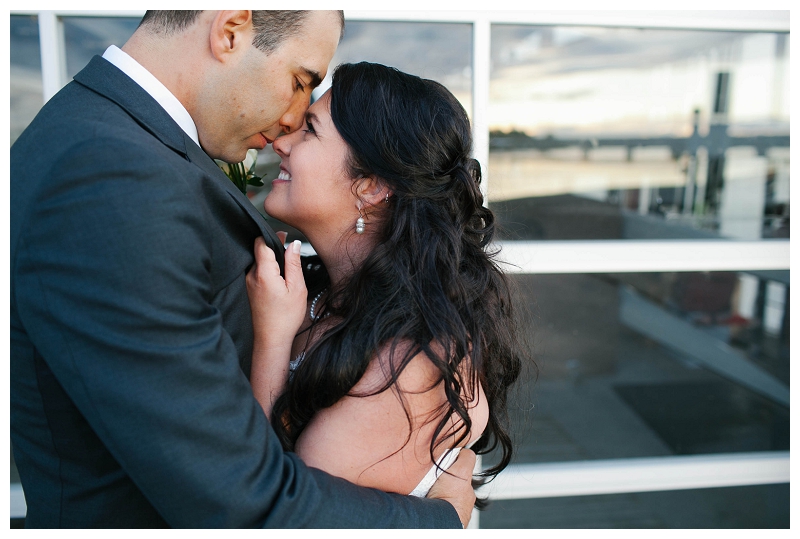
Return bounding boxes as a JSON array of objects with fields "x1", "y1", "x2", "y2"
[{"x1": 426, "y1": 449, "x2": 477, "y2": 528}]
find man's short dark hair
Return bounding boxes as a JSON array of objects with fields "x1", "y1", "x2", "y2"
[
  {"x1": 139, "y1": 10, "x2": 202, "y2": 33},
  {"x1": 139, "y1": 10, "x2": 345, "y2": 53}
]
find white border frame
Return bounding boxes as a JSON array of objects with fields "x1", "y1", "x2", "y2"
[
  {"x1": 9, "y1": 9, "x2": 791, "y2": 524},
  {"x1": 346, "y1": 10, "x2": 790, "y2": 32}
]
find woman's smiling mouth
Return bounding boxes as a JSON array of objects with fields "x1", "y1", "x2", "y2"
[{"x1": 273, "y1": 169, "x2": 292, "y2": 183}]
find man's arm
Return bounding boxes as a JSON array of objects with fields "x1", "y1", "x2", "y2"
[{"x1": 13, "y1": 136, "x2": 464, "y2": 528}]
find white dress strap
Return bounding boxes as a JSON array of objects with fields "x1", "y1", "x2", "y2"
[{"x1": 408, "y1": 447, "x2": 462, "y2": 498}]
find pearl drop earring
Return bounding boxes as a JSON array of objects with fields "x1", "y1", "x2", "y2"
[{"x1": 355, "y1": 212, "x2": 365, "y2": 234}]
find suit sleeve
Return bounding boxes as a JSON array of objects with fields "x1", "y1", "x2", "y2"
[{"x1": 13, "y1": 137, "x2": 461, "y2": 528}]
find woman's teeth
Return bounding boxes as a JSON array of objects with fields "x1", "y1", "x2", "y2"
[{"x1": 277, "y1": 171, "x2": 292, "y2": 181}]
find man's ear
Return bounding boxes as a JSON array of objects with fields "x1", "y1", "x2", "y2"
[
  {"x1": 355, "y1": 176, "x2": 392, "y2": 208},
  {"x1": 209, "y1": 10, "x2": 252, "y2": 61}
]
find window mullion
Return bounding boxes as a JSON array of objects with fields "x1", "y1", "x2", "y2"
[
  {"x1": 38, "y1": 11, "x2": 66, "y2": 103},
  {"x1": 471, "y1": 16, "x2": 491, "y2": 206}
]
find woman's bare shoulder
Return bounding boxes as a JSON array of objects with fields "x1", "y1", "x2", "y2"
[
  {"x1": 354, "y1": 341, "x2": 489, "y2": 446},
  {"x1": 294, "y1": 339, "x2": 488, "y2": 494}
]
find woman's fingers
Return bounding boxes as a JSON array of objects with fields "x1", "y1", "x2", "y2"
[
  {"x1": 246, "y1": 237, "x2": 307, "y2": 348},
  {"x1": 426, "y1": 449, "x2": 477, "y2": 528},
  {"x1": 284, "y1": 240, "x2": 305, "y2": 294},
  {"x1": 255, "y1": 237, "x2": 279, "y2": 271},
  {"x1": 249, "y1": 237, "x2": 305, "y2": 298},
  {"x1": 247, "y1": 237, "x2": 278, "y2": 290}
]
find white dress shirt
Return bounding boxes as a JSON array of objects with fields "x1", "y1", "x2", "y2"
[{"x1": 102, "y1": 45, "x2": 200, "y2": 147}]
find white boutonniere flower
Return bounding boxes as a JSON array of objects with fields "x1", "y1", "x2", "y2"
[{"x1": 216, "y1": 149, "x2": 264, "y2": 194}]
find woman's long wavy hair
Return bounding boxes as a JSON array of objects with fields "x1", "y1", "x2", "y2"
[{"x1": 270, "y1": 62, "x2": 528, "y2": 499}]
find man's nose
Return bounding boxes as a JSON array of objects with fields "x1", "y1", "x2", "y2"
[{"x1": 279, "y1": 93, "x2": 311, "y2": 134}]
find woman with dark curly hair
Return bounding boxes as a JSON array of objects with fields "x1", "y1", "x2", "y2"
[{"x1": 246, "y1": 62, "x2": 527, "y2": 501}]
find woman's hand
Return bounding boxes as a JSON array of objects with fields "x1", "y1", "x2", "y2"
[
  {"x1": 246, "y1": 236, "x2": 307, "y2": 417},
  {"x1": 246, "y1": 236, "x2": 307, "y2": 345},
  {"x1": 426, "y1": 449, "x2": 477, "y2": 528}
]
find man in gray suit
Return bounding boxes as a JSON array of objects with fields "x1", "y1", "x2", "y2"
[{"x1": 10, "y1": 10, "x2": 475, "y2": 528}]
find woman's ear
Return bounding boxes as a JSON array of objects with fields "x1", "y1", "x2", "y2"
[{"x1": 355, "y1": 176, "x2": 392, "y2": 208}]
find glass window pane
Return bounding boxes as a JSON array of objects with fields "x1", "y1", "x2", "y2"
[
  {"x1": 63, "y1": 16, "x2": 141, "y2": 80},
  {"x1": 10, "y1": 15, "x2": 43, "y2": 146},
  {"x1": 324, "y1": 21, "x2": 472, "y2": 114},
  {"x1": 486, "y1": 270, "x2": 789, "y2": 468},
  {"x1": 480, "y1": 483, "x2": 789, "y2": 528},
  {"x1": 489, "y1": 26, "x2": 790, "y2": 240}
]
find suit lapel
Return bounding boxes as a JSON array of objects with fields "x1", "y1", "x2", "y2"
[
  {"x1": 73, "y1": 55, "x2": 285, "y2": 258},
  {"x1": 183, "y1": 136, "x2": 285, "y2": 257}
]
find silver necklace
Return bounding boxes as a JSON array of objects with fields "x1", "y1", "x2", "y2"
[{"x1": 309, "y1": 288, "x2": 329, "y2": 321}]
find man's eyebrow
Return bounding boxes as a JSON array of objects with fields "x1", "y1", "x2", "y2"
[{"x1": 301, "y1": 67, "x2": 323, "y2": 89}]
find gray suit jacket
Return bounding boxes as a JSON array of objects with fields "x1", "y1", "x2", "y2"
[{"x1": 10, "y1": 56, "x2": 460, "y2": 528}]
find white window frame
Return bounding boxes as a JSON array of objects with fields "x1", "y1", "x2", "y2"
[{"x1": 9, "y1": 10, "x2": 790, "y2": 526}]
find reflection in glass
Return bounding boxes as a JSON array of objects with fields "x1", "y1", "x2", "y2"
[
  {"x1": 488, "y1": 270, "x2": 788, "y2": 467},
  {"x1": 480, "y1": 483, "x2": 789, "y2": 528},
  {"x1": 488, "y1": 26, "x2": 790, "y2": 240},
  {"x1": 322, "y1": 21, "x2": 472, "y2": 113},
  {"x1": 10, "y1": 15, "x2": 43, "y2": 145},
  {"x1": 64, "y1": 17, "x2": 141, "y2": 79}
]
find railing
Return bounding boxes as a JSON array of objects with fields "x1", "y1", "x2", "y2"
[{"x1": 479, "y1": 452, "x2": 790, "y2": 500}]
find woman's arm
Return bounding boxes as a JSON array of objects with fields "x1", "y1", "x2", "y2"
[
  {"x1": 294, "y1": 346, "x2": 489, "y2": 495},
  {"x1": 246, "y1": 238, "x2": 307, "y2": 418}
]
